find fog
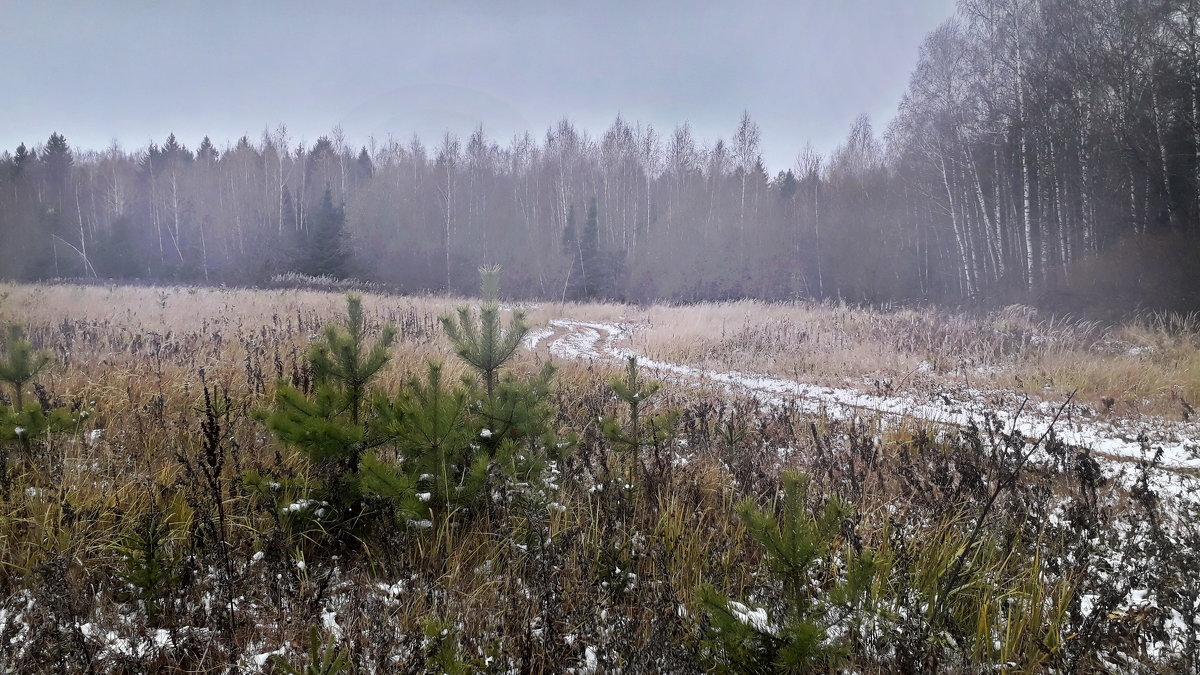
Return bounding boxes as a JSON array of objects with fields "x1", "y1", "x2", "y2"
[
  {"x1": 3, "y1": 0, "x2": 1197, "y2": 315},
  {"x1": 2, "y1": 0, "x2": 954, "y2": 171}
]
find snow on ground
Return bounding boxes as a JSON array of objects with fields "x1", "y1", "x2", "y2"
[
  {"x1": 522, "y1": 326, "x2": 556, "y2": 350},
  {"x1": 539, "y1": 319, "x2": 1200, "y2": 471}
]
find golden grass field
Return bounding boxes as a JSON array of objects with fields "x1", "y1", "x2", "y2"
[
  {"x1": 0, "y1": 281, "x2": 1197, "y2": 672},
  {"x1": 6, "y1": 282, "x2": 1198, "y2": 420}
]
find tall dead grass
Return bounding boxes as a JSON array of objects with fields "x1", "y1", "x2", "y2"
[{"x1": 0, "y1": 282, "x2": 1195, "y2": 671}]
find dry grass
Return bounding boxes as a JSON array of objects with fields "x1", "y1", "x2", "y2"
[
  {"x1": 594, "y1": 298, "x2": 1200, "y2": 420},
  {"x1": 0, "y1": 282, "x2": 1196, "y2": 672}
]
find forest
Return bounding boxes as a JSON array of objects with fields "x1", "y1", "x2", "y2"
[
  {"x1": 5, "y1": 1, "x2": 1200, "y2": 670},
  {"x1": 3, "y1": 0, "x2": 1200, "y2": 314}
]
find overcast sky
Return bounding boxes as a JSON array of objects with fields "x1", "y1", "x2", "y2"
[{"x1": 2, "y1": 1, "x2": 956, "y2": 173}]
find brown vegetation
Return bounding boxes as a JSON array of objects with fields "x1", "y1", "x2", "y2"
[{"x1": 0, "y1": 283, "x2": 1196, "y2": 672}]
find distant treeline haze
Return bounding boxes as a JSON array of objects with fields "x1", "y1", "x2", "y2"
[{"x1": 3, "y1": 0, "x2": 1199, "y2": 310}]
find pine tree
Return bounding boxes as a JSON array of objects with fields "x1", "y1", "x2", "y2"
[
  {"x1": 697, "y1": 471, "x2": 882, "y2": 672},
  {"x1": 601, "y1": 356, "x2": 677, "y2": 483},
  {"x1": 308, "y1": 294, "x2": 395, "y2": 425},
  {"x1": 0, "y1": 323, "x2": 84, "y2": 470},
  {"x1": 440, "y1": 264, "x2": 529, "y2": 400},
  {"x1": 260, "y1": 294, "x2": 395, "y2": 487},
  {"x1": 603, "y1": 356, "x2": 659, "y2": 454},
  {"x1": 361, "y1": 266, "x2": 570, "y2": 526},
  {"x1": 270, "y1": 626, "x2": 351, "y2": 675},
  {"x1": 361, "y1": 361, "x2": 486, "y2": 519},
  {"x1": 115, "y1": 497, "x2": 187, "y2": 627},
  {"x1": 0, "y1": 323, "x2": 50, "y2": 410}
]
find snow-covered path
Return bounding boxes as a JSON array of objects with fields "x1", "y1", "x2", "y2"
[{"x1": 532, "y1": 319, "x2": 1200, "y2": 471}]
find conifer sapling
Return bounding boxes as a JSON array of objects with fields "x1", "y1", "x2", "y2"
[
  {"x1": 260, "y1": 294, "x2": 395, "y2": 488},
  {"x1": 441, "y1": 265, "x2": 529, "y2": 400},
  {"x1": 0, "y1": 323, "x2": 83, "y2": 452},
  {"x1": 0, "y1": 323, "x2": 51, "y2": 411},
  {"x1": 697, "y1": 470, "x2": 882, "y2": 672}
]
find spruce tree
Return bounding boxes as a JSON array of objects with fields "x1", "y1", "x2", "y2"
[
  {"x1": 11, "y1": 143, "x2": 32, "y2": 180},
  {"x1": 41, "y1": 132, "x2": 72, "y2": 190},
  {"x1": 161, "y1": 133, "x2": 193, "y2": 163},
  {"x1": 561, "y1": 204, "x2": 581, "y2": 300},
  {"x1": 96, "y1": 216, "x2": 142, "y2": 278},
  {"x1": 303, "y1": 185, "x2": 350, "y2": 278},
  {"x1": 356, "y1": 147, "x2": 374, "y2": 181},
  {"x1": 440, "y1": 264, "x2": 529, "y2": 400},
  {"x1": 196, "y1": 136, "x2": 218, "y2": 164},
  {"x1": 562, "y1": 199, "x2": 619, "y2": 301},
  {"x1": 579, "y1": 198, "x2": 604, "y2": 298}
]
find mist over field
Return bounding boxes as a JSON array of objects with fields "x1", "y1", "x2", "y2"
[
  {"x1": 2, "y1": 1, "x2": 1200, "y2": 672},
  {"x1": 3, "y1": 0, "x2": 1199, "y2": 314}
]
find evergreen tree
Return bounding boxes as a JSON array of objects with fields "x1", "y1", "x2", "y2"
[
  {"x1": 11, "y1": 143, "x2": 32, "y2": 180},
  {"x1": 775, "y1": 169, "x2": 798, "y2": 200},
  {"x1": 302, "y1": 185, "x2": 350, "y2": 278},
  {"x1": 196, "y1": 136, "x2": 218, "y2": 164},
  {"x1": 362, "y1": 267, "x2": 569, "y2": 525},
  {"x1": 601, "y1": 356, "x2": 677, "y2": 483},
  {"x1": 281, "y1": 185, "x2": 298, "y2": 232},
  {"x1": 161, "y1": 133, "x2": 193, "y2": 164},
  {"x1": 260, "y1": 294, "x2": 395, "y2": 491},
  {"x1": 603, "y1": 355, "x2": 660, "y2": 455},
  {"x1": 561, "y1": 204, "x2": 580, "y2": 298},
  {"x1": 361, "y1": 361, "x2": 487, "y2": 519},
  {"x1": 440, "y1": 264, "x2": 529, "y2": 400},
  {"x1": 562, "y1": 199, "x2": 619, "y2": 301},
  {"x1": 308, "y1": 294, "x2": 394, "y2": 426},
  {"x1": 356, "y1": 147, "x2": 374, "y2": 180},
  {"x1": 270, "y1": 626, "x2": 351, "y2": 675},
  {"x1": 96, "y1": 216, "x2": 143, "y2": 278},
  {"x1": 41, "y1": 132, "x2": 72, "y2": 190},
  {"x1": 0, "y1": 323, "x2": 50, "y2": 410},
  {"x1": 697, "y1": 471, "x2": 882, "y2": 672},
  {"x1": 0, "y1": 323, "x2": 83, "y2": 467},
  {"x1": 580, "y1": 199, "x2": 603, "y2": 298}
]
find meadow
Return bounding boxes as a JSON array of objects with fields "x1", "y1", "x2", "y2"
[{"x1": 0, "y1": 281, "x2": 1197, "y2": 673}]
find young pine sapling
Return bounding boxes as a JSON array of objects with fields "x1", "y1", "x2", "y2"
[
  {"x1": 440, "y1": 264, "x2": 529, "y2": 400},
  {"x1": 0, "y1": 323, "x2": 51, "y2": 411},
  {"x1": 259, "y1": 294, "x2": 395, "y2": 501}
]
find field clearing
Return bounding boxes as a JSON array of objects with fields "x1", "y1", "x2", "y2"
[
  {"x1": 0, "y1": 282, "x2": 1198, "y2": 672},
  {"x1": 10, "y1": 282, "x2": 1199, "y2": 469},
  {"x1": 8, "y1": 282, "x2": 1198, "y2": 418}
]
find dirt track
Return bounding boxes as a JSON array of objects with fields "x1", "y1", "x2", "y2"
[{"x1": 529, "y1": 318, "x2": 1200, "y2": 472}]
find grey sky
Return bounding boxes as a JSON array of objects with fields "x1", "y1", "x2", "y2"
[{"x1": 2, "y1": 1, "x2": 956, "y2": 173}]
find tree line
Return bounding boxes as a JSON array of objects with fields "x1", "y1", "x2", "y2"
[{"x1": 2, "y1": 0, "x2": 1199, "y2": 311}]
